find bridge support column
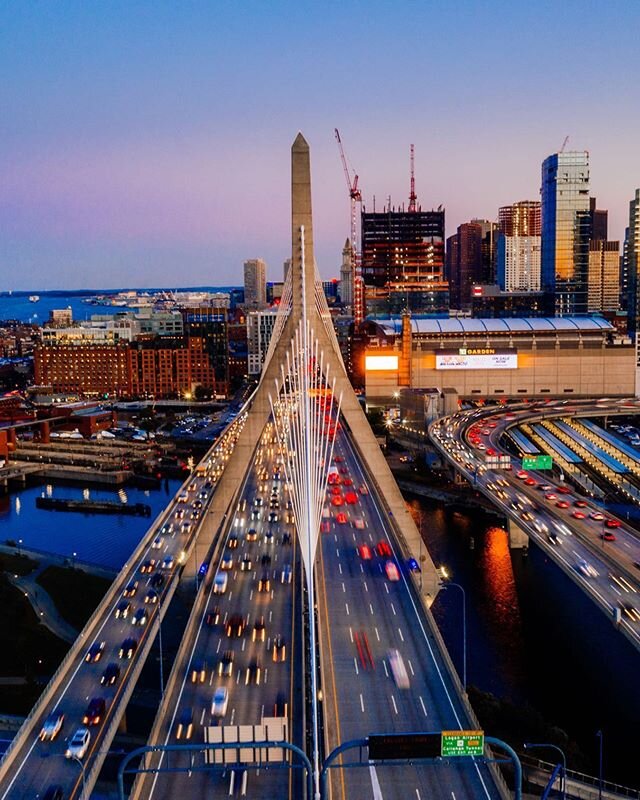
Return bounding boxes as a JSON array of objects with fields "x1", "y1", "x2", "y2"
[
  {"x1": 507, "y1": 519, "x2": 529, "y2": 550},
  {"x1": 39, "y1": 421, "x2": 50, "y2": 444}
]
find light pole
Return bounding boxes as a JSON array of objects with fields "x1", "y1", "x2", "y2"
[
  {"x1": 523, "y1": 742, "x2": 566, "y2": 800},
  {"x1": 596, "y1": 730, "x2": 603, "y2": 800},
  {"x1": 157, "y1": 597, "x2": 164, "y2": 696},
  {"x1": 70, "y1": 754, "x2": 87, "y2": 799},
  {"x1": 439, "y1": 579, "x2": 467, "y2": 691}
]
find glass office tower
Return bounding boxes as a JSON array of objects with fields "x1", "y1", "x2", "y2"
[{"x1": 540, "y1": 151, "x2": 591, "y2": 315}]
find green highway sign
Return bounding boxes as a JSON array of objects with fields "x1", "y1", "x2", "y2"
[
  {"x1": 441, "y1": 730, "x2": 484, "y2": 757},
  {"x1": 522, "y1": 454, "x2": 553, "y2": 470}
]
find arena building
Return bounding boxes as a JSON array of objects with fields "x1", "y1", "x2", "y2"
[{"x1": 364, "y1": 315, "x2": 634, "y2": 404}]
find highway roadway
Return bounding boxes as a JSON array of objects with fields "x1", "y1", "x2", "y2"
[
  {"x1": 430, "y1": 399, "x2": 640, "y2": 648},
  {"x1": 0, "y1": 419, "x2": 245, "y2": 800},
  {"x1": 136, "y1": 423, "x2": 300, "y2": 800},
  {"x1": 317, "y1": 429, "x2": 505, "y2": 800}
]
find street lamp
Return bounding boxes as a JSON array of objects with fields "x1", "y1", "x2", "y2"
[
  {"x1": 439, "y1": 577, "x2": 467, "y2": 691},
  {"x1": 523, "y1": 742, "x2": 566, "y2": 800}
]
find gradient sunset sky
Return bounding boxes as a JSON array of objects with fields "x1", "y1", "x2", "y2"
[{"x1": 2, "y1": 1, "x2": 639, "y2": 290}]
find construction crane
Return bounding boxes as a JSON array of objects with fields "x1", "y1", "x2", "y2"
[
  {"x1": 408, "y1": 144, "x2": 418, "y2": 212},
  {"x1": 560, "y1": 135, "x2": 569, "y2": 153},
  {"x1": 334, "y1": 128, "x2": 364, "y2": 325}
]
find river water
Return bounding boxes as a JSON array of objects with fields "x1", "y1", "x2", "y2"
[{"x1": 412, "y1": 497, "x2": 639, "y2": 789}]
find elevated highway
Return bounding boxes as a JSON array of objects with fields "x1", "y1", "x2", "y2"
[{"x1": 430, "y1": 399, "x2": 640, "y2": 651}]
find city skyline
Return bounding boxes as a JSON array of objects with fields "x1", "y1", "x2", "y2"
[{"x1": 1, "y1": 1, "x2": 639, "y2": 290}]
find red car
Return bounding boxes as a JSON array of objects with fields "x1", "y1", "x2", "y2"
[
  {"x1": 556, "y1": 501, "x2": 570, "y2": 509},
  {"x1": 321, "y1": 521, "x2": 330, "y2": 533},
  {"x1": 572, "y1": 511, "x2": 586, "y2": 519},
  {"x1": 342, "y1": 477, "x2": 353, "y2": 486},
  {"x1": 336, "y1": 512, "x2": 348, "y2": 524},
  {"x1": 601, "y1": 531, "x2": 617, "y2": 542},
  {"x1": 589, "y1": 512, "x2": 605, "y2": 521},
  {"x1": 358, "y1": 545, "x2": 372, "y2": 560},
  {"x1": 334, "y1": 456, "x2": 344, "y2": 463},
  {"x1": 604, "y1": 518, "x2": 621, "y2": 529},
  {"x1": 557, "y1": 486, "x2": 571, "y2": 494},
  {"x1": 545, "y1": 493, "x2": 558, "y2": 501},
  {"x1": 339, "y1": 467, "x2": 348, "y2": 475},
  {"x1": 574, "y1": 500, "x2": 588, "y2": 508},
  {"x1": 376, "y1": 541, "x2": 392, "y2": 558},
  {"x1": 330, "y1": 485, "x2": 341, "y2": 495},
  {"x1": 331, "y1": 495, "x2": 344, "y2": 507},
  {"x1": 359, "y1": 485, "x2": 369, "y2": 495},
  {"x1": 345, "y1": 492, "x2": 358, "y2": 505},
  {"x1": 524, "y1": 478, "x2": 537, "y2": 487},
  {"x1": 516, "y1": 471, "x2": 528, "y2": 480}
]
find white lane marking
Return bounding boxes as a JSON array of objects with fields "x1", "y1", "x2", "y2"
[
  {"x1": 363, "y1": 581, "x2": 369, "y2": 593},
  {"x1": 374, "y1": 627, "x2": 380, "y2": 642},
  {"x1": 349, "y1": 627, "x2": 354, "y2": 643},
  {"x1": 384, "y1": 583, "x2": 389, "y2": 594},
  {"x1": 408, "y1": 659, "x2": 415, "y2": 676},
  {"x1": 398, "y1": 628, "x2": 404, "y2": 642},
  {"x1": 360, "y1": 564, "x2": 364, "y2": 573},
  {"x1": 354, "y1": 658, "x2": 359, "y2": 675},
  {"x1": 391, "y1": 695, "x2": 398, "y2": 715},
  {"x1": 369, "y1": 765, "x2": 384, "y2": 800},
  {"x1": 382, "y1": 660, "x2": 389, "y2": 677},
  {"x1": 369, "y1": 603, "x2": 374, "y2": 615},
  {"x1": 345, "y1": 603, "x2": 350, "y2": 616},
  {"x1": 336, "y1": 548, "x2": 340, "y2": 558},
  {"x1": 419, "y1": 696, "x2": 427, "y2": 716},
  {"x1": 390, "y1": 602, "x2": 396, "y2": 616},
  {"x1": 216, "y1": 639, "x2": 222, "y2": 653},
  {"x1": 360, "y1": 693, "x2": 365, "y2": 713},
  {"x1": 342, "y1": 582, "x2": 346, "y2": 593},
  {"x1": 334, "y1": 534, "x2": 338, "y2": 542},
  {"x1": 200, "y1": 708, "x2": 206, "y2": 725},
  {"x1": 451, "y1": 793, "x2": 457, "y2": 799},
  {"x1": 249, "y1": 589, "x2": 254, "y2": 601},
  {"x1": 416, "y1": 790, "x2": 422, "y2": 800},
  {"x1": 338, "y1": 563, "x2": 343, "y2": 575}
]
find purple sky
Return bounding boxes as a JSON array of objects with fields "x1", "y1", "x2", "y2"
[{"x1": 1, "y1": 1, "x2": 639, "y2": 290}]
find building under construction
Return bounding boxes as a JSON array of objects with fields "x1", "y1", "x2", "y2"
[{"x1": 361, "y1": 204, "x2": 448, "y2": 315}]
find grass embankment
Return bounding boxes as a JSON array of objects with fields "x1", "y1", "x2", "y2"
[{"x1": 36, "y1": 566, "x2": 112, "y2": 630}]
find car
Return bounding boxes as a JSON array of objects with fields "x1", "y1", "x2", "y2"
[
  {"x1": 574, "y1": 500, "x2": 588, "y2": 508},
  {"x1": 544, "y1": 493, "x2": 558, "y2": 501},
  {"x1": 217, "y1": 650, "x2": 235, "y2": 677},
  {"x1": 211, "y1": 687, "x2": 229, "y2": 717},
  {"x1": 119, "y1": 637, "x2": 138, "y2": 659},
  {"x1": 538, "y1": 484, "x2": 553, "y2": 491},
  {"x1": 39, "y1": 712, "x2": 64, "y2": 741},
  {"x1": 521, "y1": 511, "x2": 534, "y2": 522},
  {"x1": 100, "y1": 663, "x2": 120, "y2": 686},
  {"x1": 226, "y1": 614, "x2": 245, "y2": 637},
  {"x1": 273, "y1": 692, "x2": 288, "y2": 717},
  {"x1": 65, "y1": 727, "x2": 90, "y2": 760},
  {"x1": 42, "y1": 786, "x2": 64, "y2": 800},
  {"x1": 131, "y1": 607, "x2": 148, "y2": 626},
  {"x1": 160, "y1": 523, "x2": 174, "y2": 536},
  {"x1": 264, "y1": 530, "x2": 275, "y2": 546},
  {"x1": 268, "y1": 511, "x2": 279, "y2": 524},
  {"x1": 251, "y1": 510, "x2": 261, "y2": 521},
  {"x1": 175, "y1": 707, "x2": 193, "y2": 739},
  {"x1": 524, "y1": 478, "x2": 537, "y2": 487},
  {"x1": 228, "y1": 533, "x2": 239, "y2": 549},
  {"x1": 387, "y1": 648, "x2": 410, "y2": 689},
  {"x1": 240, "y1": 554, "x2": 253, "y2": 571},
  {"x1": 123, "y1": 580, "x2": 138, "y2": 598},
  {"x1": 516, "y1": 471, "x2": 528, "y2": 480},
  {"x1": 557, "y1": 486, "x2": 571, "y2": 494},
  {"x1": 252, "y1": 616, "x2": 266, "y2": 642},
  {"x1": 320, "y1": 521, "x2": 330, "y2": 533},
  {"x1": 331, "y1": 495, "x2": 344, "y2": 507},
  {"x1": 281, "y1": 563, "x2": 292, "y2": 583},
  {"x1": 358, "y1": 544, "x2": 372, "y2": 560},
  {"x1": 407, "y1": 557, "x2": 421, "y2": 573},
  {"x1": 272, "y1": 635, "x2": 286, "y2": 662},
  {"x1": 82, "y1": 696, "x2": 106, "y2": 726},
  {"x1": 140, "y1": 559, "x2": 156, "y2": 574},
  {"x1": 254, "y1": 497, "x2": 264, "y2": 507},
  {"x1": 342, "y1": 478, "x2": 353, "y2": 486},
  {"x1": 152, "y1": 536, "x2": 164, "y2": 550},
  {"x1": 336, "y1": 512, "x2": 348, "y2": 524},
  {"x1": 576, "y1": 559, "x2": 598, "y2": 578},
  {"x1": 190, "y1": 659, "x2": 208, "y2": 683},
  {"x1": 150, "y1": 572, "x2": 165, "y2": 588},
  {"x1": 205, "y1": 606, "x2": 221, "y2": 626},
  {"x1": 621, "y1": 604, "x2": 640, "y2": 622},
  {"x1": 556, "y1": 500, "x2": 570, "y2": 509},
  {"x1": 258, "y1": 572, "x2": 271, "y2": 592},
  {"x1": 345, "y1": 492, "x2": 358, "y2": 505},
  {"x1": 572, "y1": 511, "x2": 587, "y2": 519},
  {"x1": 590, "y1": 512, "x2": 605, "y2": 521},
  {"x1": 220, "y1": 552, "x2": 234, "y2": 570},
  {"x1": 144, "y1": 589, "x2": 159, "y2": 604},
  {"x1": 182, "y1": 519, "x2": 194, "y2": 532},
  {"x1": 175, "y1": 508, "x2": 185, "y2": 520},
  {"x1": 547, "y1": 532, "x2": 561, "y2": 546},
  {"x1": 359, "y1": 485, "x2": 369, "y2": 495},
  {"x1": 246, "y1": 528, "x2": 258, "y2": 542},
  {"x1": 115, "y1": 600, "x2": 131, "y2": 619},
  {"x1": 601, "y1": 531, "x2": 617, "y2": 542},
  {"x1": 376, "y1": 541, "x2": 392, "y2": 558},
  {"x1": 85, "y1": 641, "x2": 106, "y2": 663},
  {"x1": 605, "y1": 518, "x2": 621, "y2": 528},
  {"x1": 245, "y1": 658, "x2": 262, "y2": 686},
  {"x1": 385, "y1": 561, "x2": 400, "y2": 581},
  {"x1": 260, "y1": 553, "x2": 272, "y2": 566},
  {"x1": 282, "y1": 532, "x2": 292, "y2": 545}
]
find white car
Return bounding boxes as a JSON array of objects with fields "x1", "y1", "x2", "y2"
[
  {"x1": 65, "y1": 727, "x2": 91, "y2": 759},
  {"x1": 211, "y1": 687, "x2": 229, "y2": 718},
  {"x1": 151, "y1": 536, "x2": 164, "y2": 550}
]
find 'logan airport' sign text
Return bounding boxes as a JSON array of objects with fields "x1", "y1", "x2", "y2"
[{"x1": 435, "y1": 348, "x2": 517, "y2": 371}]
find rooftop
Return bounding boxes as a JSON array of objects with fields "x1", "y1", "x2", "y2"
[{"x1": 374, "y1": 317, "x2": 614, "y2": 336}]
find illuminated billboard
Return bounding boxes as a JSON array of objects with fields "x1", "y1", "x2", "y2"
[
  {"x1": 435, "y1": 348, "x2": 517, "y2": 370},
  {"x1": 365, "y1": 355, "x2": 399, "y2": 371}
]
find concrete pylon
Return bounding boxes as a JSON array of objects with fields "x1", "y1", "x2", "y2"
[{"x1": 198, "y1": 133, "x2": 439, "y2": 600}]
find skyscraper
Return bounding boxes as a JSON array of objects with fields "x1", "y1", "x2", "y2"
[
  {"x1": 540, "y1": 151, "x2": 591, "y2": 315},
  {"x1": 626, "y1": 189, "x2": 640, "y2": 334},
  {"x1": 621, "y1": 227, "x2": 631, "y2": 311},
  {"x1": 588, "y1": 240, "x2": 620, "y2": 312},
  {"x1": 589, "y1": 197, "x2": 608, "y2": 241},
  {"x1": 243, "y1": 258, "x2": 267, "y2": 307},
  {"x1": 497, "y1": 201, "x2": 541, "y2": 292},
  {"x1": 339, "y1": 238, "x2": 353, "y2": 306},
  {"x1": 449, "y1": 222, "x2": 482, "y2": 309}
]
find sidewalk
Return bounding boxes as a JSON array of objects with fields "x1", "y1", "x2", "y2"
[{"x1": 8, "y1": 564, "x2": 79, "y2": 644}]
